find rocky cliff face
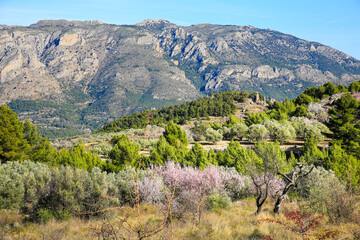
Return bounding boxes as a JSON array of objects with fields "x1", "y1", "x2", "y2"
[
  {"x1": 1, "y1": 19, "x2": 359, "y2": 137},
  {"x1": 138, "y1": 20, "x2": 359, "y2": 99}
]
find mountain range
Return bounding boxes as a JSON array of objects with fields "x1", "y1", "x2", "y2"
[{"x1": 1, "y1": 19, "x2": 359, "y2": 137}]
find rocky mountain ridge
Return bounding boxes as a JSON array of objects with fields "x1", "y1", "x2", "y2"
[{"x1": 1, "y1": 19, "x2": 359, "y2": 137}]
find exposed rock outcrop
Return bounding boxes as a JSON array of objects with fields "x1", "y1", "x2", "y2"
[{"x1": 1, "y1": 19, "x2": 359, "y2": 136}]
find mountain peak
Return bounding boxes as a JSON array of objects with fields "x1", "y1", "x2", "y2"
[
  {"x1": 30, "y1": 19, "x2": 104, "y2": 28},
  {"x1": 136, "y1": 19, "x2": 174, "y2": 30}
]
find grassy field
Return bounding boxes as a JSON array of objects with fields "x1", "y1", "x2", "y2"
[{"x1": 1, "y1": 198, "x2": 359, "y2": 240}]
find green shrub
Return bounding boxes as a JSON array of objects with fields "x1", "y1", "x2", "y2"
[
  {"x1": 289, "y1": 117, "x2": 307, "y2": 138},
  {"x1": 224, "y1": 115, "x2": 242, "y2": 127},
  {"x1": 263, "y1": 120, "x2": 296, "y2": 143},
  {"x1": 245, "y1": 112, "x2": 269, "y2": 126},
  {"x1": 0, "y1": 171, "x2": 24, "y2": 210},
  {"x1": 304, "y1": 124, "x2": 324, "y2": 142},
  {"x1": 108, "y1": 135, "x2": 141, "y2": 171},
  {"x1": 53, "y1": 209, "x2": 72, "y2": 221},
  {"x1": 210, "y1": 122, "x2": 222, "y2": 130},
  {"x1": 306, "y1": 168, "x2": 355, "y2": 223},
  {"x1": 164, "y1": 121, "x2": 188, "y2": 146},
  {"x1": 247, "y1": 124, "x2": 268, "y2": 142},
  {"x1": 204, "y1": 128, "x2": 223, "y2": 144},
  {"x1": 185, "y1": 143, "x2": 211, "y2": 169},
  {"x1": 36, "y1": 208, "x2": 53, "y2": 224},
  {"x1": 228, "y1": 123, "x2": 248, "y2": 140},
  {"x1": 207, "y1": 191, "x2": 232, "y2": 211}
]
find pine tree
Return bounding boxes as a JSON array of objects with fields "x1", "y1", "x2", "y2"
[
  {"x1": 0, "y1": 106, "x2": 30, "y2": 162},
  {"x1": 108, "y1": 136, "x2": 140, "y2": 171},
  {"x1": 185, "y1": 142, "x2": 209, "y2": 169},
  {"x1": 163, "y1": 121, "x2": 188, "y2": 146}
]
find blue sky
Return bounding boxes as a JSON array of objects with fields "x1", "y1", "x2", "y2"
[{"x1": 1, "y1": 0, "x2": 360, "y2": 59}]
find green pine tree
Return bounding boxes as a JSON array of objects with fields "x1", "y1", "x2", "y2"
[{"x1": 0, "y1": 106, "x2": 30, "y2": 162}]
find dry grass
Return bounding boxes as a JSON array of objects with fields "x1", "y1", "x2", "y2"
[
  {"x1": 2, "y1": 198, "x2": 358, "y2": 240},
  {"x1": 1, "y1": 217, "x2": 97, "y2": 240}
]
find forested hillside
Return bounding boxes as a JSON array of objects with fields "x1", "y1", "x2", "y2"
[{"x1": 1, "y1": 81, "x2": 360, "y2": 239}]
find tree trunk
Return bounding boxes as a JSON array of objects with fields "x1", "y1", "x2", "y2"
[
  {"x1": 256, "y1": 203, "x2": 263, "y2": 215},
  {"x1": 273, "y1": 183, "x2": 294, "y2": 214},
  {"x1": 255, "y1": 192, "x2": 267, "y2": 215},
  {"x1": 273, "y1": 194, "x2": 286, "y2": 214}
]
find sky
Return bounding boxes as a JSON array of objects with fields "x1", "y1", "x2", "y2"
[{"x1": 1, "y1": 0, "x2": 360, "y2": 59}]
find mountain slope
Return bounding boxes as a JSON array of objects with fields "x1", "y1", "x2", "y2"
[
  {"x1": 0, "y1": 19, "x2": 359, "y2": 137},
  {"x1": 140, "y1": 20, "x2": 360, "y2": 99}
]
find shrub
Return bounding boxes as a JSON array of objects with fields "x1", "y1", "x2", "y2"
[
  {"x1": 0, "y1": 169, "x2": 24, "y2": 210},
  {"x1": 289, "y1": 117, "x2": 307, "y2": 138},
  {"x1": 106, "y1": 166, "x2": 148, "y2": 205},
  {"x1": 229, "y1": 123, "x2": 248, "y2": 140},
  {"x1": 263, "y1": 119, "x2": 281, "y2": 138},
  {"x1": 163, "y1": 121, "x2": 188, "y2": 146},
  {"x1": 309, "y1": 173, "x2": 355, "y2": 223},
  {"x1": 220, "y1": 140, "x2": 259, "y2": 175},
  {"x1": 204, "y1": 128, "x2": 223, "y2": 144},
  {"x1": 36, "y1": 208, "x2": 53, "y2": 224},
  {"x1": 150, "y1": 136, "x2": 188, "y2": 165},
  {"x1": 293, "y1": 105, "x2": 308, "y2": 117},
  {"x1": 308, "y1": 102, "x2": 325, "y2": 115},
  {"x1": 108, "y1": 135, "x2": 141, "y2": 171},
  {"x1": 185, "y1": 142, "x2": 213, "y2": 169},
  {"x1": 311, "y1": 122, "x2": 331, "y2": 135},
  {"x1": 245, "y1": 112, "x2": 269, "y2": 126},
  {"x1": 57, "y1": 140, "x2": 104, "y2": 170},
  {"x1": 263, "y1": 120, "x2": 296, "y2": 143},
  {"x1": 296, "y1": 167, "x2": 357, "y2": 223},
  {"x1": 326, "y1": 143, "x2": 360, "y2": 190},
  {"x1": 110, "y1": 135, "x2": 129, "y2": 146},
  {"x1": 247, "y1": 124, "x2": 268, "y2": 142},
  {"x1": 274, "y1": 124, "x2": 296, "y2": 143},
  {"x1": 220, "y1": 126, "x2": 231, "y2": 139},
  {"x1": 224, "y1": 115, "x2": 242, "y2": 127},
  {"x1": 210, "y1": 122, "x2": 222, "y2": 130},
  {"x1": 207, "y1": 190, "x2": 232, "y2": 210},
  {"x1": 0, "y1": 161, "x2": 54, "y2": 215},
  {"x1": 190, "y1": 124, "x2": 208, "y2": 141},
  {"x1": 53, "y1": 209, "x2": 72, "y2": 221},
  {"x1": 304, "y1": 124, "x2": 324, "y2": 142}
]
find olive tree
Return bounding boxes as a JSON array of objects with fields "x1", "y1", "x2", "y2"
[
  {"x1": 263, "y1": 120, "x2": 296, "y2": 143},
  {"x1": 248, "y1": 141, "x2": 313, "y2": 214},
  {"x1": 247, "y1": 124, "x2": 268, "y2": 142},
  {"x1": 230, "y1": 123, "x2": 248, "y2": 140},
  {"x1": 245, "y1": 141, "x2": 288, "y2": 214},
  {"x1": 204, "y1": 128, "x2": 223, "y2": 144}
]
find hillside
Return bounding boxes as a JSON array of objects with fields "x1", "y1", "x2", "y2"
[
  {"x1": 1, "y1": 82, "x2": 360, "y2": 239},
  {"x1": 1, "y1": 19, "x2": 360, "y2": 137}
]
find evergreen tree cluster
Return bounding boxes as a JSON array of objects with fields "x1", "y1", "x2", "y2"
[
  {"x1": 0, "y1": 106, "x2": 103, "y2": 170},
  {"x1": 100, "y1": 91, "x2": 249, "y2": 132}
]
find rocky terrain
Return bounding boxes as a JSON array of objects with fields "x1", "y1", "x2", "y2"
[{"x1": 1, "y1": 19, "x2": 359, "y2": 137}]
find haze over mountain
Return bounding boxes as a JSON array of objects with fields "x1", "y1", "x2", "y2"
[{"x1": 1, "y1": 19, "x2": 359, "y2": 137}]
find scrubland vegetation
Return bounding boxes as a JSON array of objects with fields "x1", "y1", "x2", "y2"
[{"x1": 1, "y1": 81, "x2": 360, "y2": 239}]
